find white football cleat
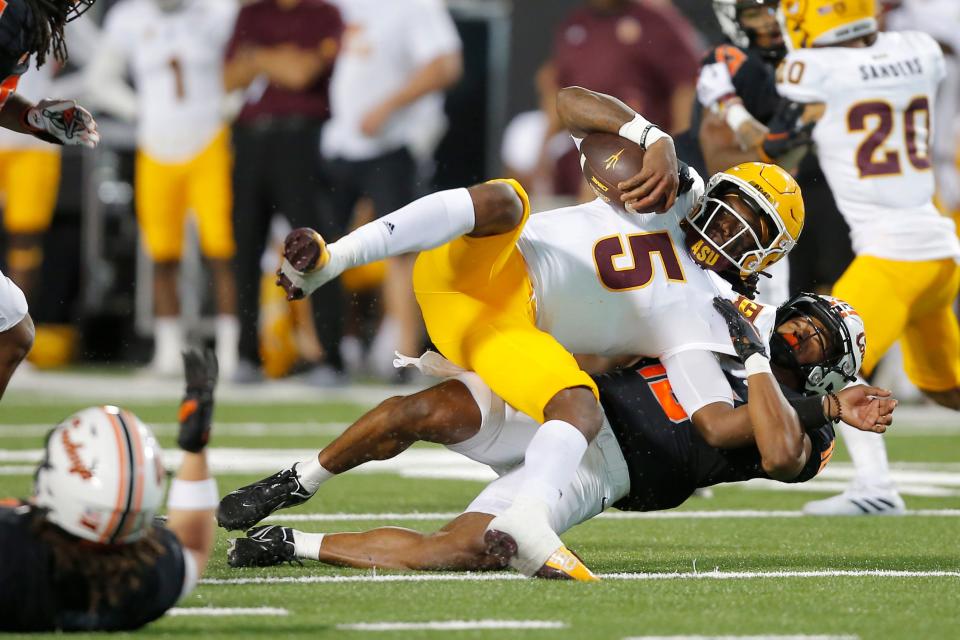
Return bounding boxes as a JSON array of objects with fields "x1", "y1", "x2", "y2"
[
  {"x1": 484, "y1": 497, "x2": 577, "y2": 577},
  {"x1": 803, "y1": 488, "x2": 905, "y2": 516}
]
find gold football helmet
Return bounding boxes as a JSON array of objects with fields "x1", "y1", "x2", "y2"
[
  {"x1": 779, "y1": 0, "x2": 878, "y2": 50},
  {"x1": 685, "y1": 162, "x2": 804, "y2": 277}
]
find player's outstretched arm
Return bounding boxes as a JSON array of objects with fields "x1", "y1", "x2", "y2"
[
  {"x1": 556, "y1": 86, "x2": 679, "y2": 212},
  {"x1": 166, "y1": 349, "x2": 220, "y2": 579},
  {"x1": 0, "y1": 93, "x2": 99, "y2": 147},
  {"x1": 711, "y1": 298, "x2": 810, "y2": 480}
]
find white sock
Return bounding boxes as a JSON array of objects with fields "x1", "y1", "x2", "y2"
[
  {"x1": 215, "y1": 315, "x2": 239, "y2": 377},
  {"x1": 840, "y1": 421, "x2": 894, "y2": 491},
  {"x1": 292, "y1": 530, "x2": 325, "y2": 561},
  {"x1": 153, "y1": 317, "x2": 182, "y2": 368},
  {"x1": 296, "y1": 455, "x2": 334, "y2": 493},
  {"x1": 325, "y1": 188, "x2": 476, "y2": 278},
  {"x1": 515, "y1": 420, "x2": 589, "y2": 508}
]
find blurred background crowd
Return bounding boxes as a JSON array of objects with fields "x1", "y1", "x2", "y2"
[{"x1": 2, "y1": 0, "x2": 956, "y2": 389}]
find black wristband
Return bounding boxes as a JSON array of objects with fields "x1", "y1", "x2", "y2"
[{"x1": 789, "y1": 395, "x2": 829, "y2": 430}]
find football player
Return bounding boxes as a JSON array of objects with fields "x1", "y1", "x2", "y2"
[
  {"x1": 0, "y1": 0, "x2": 101, "y2": 401},
  {"x1": 273, "y1": 85, "x2": 806, "y2": 579},
  {"x1": 776, "y1": 0, "x2": 960, "y2": 515},
  {"x1": 0, "y1": 350, "x2": 219, "y2": 631},
  {"x1": 86, "y1": 0, "x2": 240, "y2": 377},
  {"x1": 225, "y1": 293, "x2": 895, "y2": 577},
  {"x1": 676, "y1": 0, "x2": 853, "y2": 306}
]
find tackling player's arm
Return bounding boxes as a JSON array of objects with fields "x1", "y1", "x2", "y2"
[
  {"x1": 556, "y1": 85, "x2": 679, "y2": 212},
  {"x1": 166, "y1": 350, "x2": 220, "y2": 582}
]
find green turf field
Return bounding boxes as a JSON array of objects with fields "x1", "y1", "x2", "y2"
[{"x1": 2, "y1": 396, "x2": 958, "y2": 640}]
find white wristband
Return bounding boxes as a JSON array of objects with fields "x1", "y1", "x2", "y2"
[
  {"x1": 619, "y1": 113, "x2": 672, "y2": 150},
  {"x1": 167, "y1": 478, "x2": 220, "y2": 511},
  {"x1": 723, "y1": 101, "x2": 754, "y2": 132},
  {"x1": 744, "y1": 353, "x2": 772, "y2": 377}
]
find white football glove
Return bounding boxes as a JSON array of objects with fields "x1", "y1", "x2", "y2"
[
  {"x1": 24, "y1": 99, "x2": 100, "y2": 148},
  {"x1": 696, "y1": 62, "x2": 737, "y2": 109}
]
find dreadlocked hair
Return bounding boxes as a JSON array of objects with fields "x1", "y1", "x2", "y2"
[
  {"x1": 29, "y1": 509, "x2": 168, "y2": 613},
  {"x1": 24, "y1": 0, "x2": 70, "y2": 67}
]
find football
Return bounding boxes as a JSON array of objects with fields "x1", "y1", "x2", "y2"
[{"x1": 579, "y1": 132, "x2": 646, "y2": 213}]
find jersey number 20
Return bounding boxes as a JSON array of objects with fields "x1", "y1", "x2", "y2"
[{"x1": 847, "y1": 97, "x2": 931, "y2": 178}]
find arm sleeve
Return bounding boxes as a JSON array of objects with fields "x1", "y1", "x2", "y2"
[
  {"x1": 776, "y1": 51, "x2": 829, "y2": 103},
  {"x1": 407, "y1": 0, "x2": 462, "y2": 66},
  {"x1": 662, "y1": 349, "x2": 734, "y2": 418}
]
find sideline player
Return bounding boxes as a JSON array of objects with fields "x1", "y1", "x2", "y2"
[
  {"x1": 0, "y1": 0, "x2": 101, "y2": 401},
  {"x1": 776, "y1": 0, "x2": 960, "y2": 515},
  {"x1": 678, "y1": 0, "x2": 851, "y2": 305},
  {"x1": 225, "y1": 294, "x2": 895, "y2": 575},
  {"x1": 87, "y1": 0, "x2": 240, "y2": 377},
  {"x1": 275, "y1": 85, "x2": 805, "y2": 578},
  {"x1": 0, "y1": 350, "x2": 219, "y2": 631}
]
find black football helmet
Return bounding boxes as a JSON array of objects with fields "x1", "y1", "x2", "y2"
[
  {"x1": 770, "y1": 293, "x2": 866, "y2": 396},
  {"x1": 713, "y1": 0, "x2": 786, "y2": 64}
]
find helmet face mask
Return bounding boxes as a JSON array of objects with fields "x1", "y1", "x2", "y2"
[
  {"x1": 713, "y1": 0, "x2": 786, "y2": 62},
  {"x1": 685, "y1": 163, "x2": 803, "y2": 278},
  {"x1": 771, "y1": 293, "x2": 866, "y2": 395},
  {"x1": 66, "y1": 0, "x2": 97, "y2": 22},
  {"x1": 33, "y1": 406, "x2": 165, "y2": 545}
]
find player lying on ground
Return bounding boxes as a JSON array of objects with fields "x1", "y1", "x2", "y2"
[
  {"x1": 224, "y1": 293, "x2": 895, "y2": 578},
  {"x1": 273, "y1": 84, "x2": 806, "y2": 578},
  {"x1": 0, "y1": 350, "x2": 219, "y2": 632},
  {"x1": 0, "y1": 0, "x2": 100, "y2": 401}
]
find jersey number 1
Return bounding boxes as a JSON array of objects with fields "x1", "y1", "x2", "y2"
[
  {"x1": 593, "y1": 231, "x2": 685, "y2": 291},
  {"x1": 848, "y1": 97, "x2": 931, "y2": 178}
]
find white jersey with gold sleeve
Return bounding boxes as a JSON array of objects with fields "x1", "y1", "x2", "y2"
[
  {"x1": 777, "y1": 31, "x2": 960, "y2": 261},
  {"x1": 101, "y1": 0, "x2": 237, "y2": 162},
  {"x1": 516, "y1": 173, "x2": 759, "y2": 362}
]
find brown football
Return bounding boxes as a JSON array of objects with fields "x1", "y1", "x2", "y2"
[{"x1": 579, "y1": 132, "x2": 645, "y2": 213}]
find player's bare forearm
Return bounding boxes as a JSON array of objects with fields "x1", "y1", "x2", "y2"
[
  {"x1": 318, "y1": 380, "x2": 481, "y2": 474},
  {"x1": 745, "y1": 373, "x2": 809, "y2": 480},
  {"x1": 381, "y1": 53, "x2": 462, "y2": 113},
  {"x1": 556, "y1": 86, "x2": 636, "y2": 139},
  {"x1": 700, "y1": 112, "x2": 766, "y2": 175},
  {"x1": 0, "y1": 93, "x2": 34, "y2": 134},
  {"x1": 223, "y1": 51, "x2": 259, "y2": 92},
  {"x1": 317, "y1": 513, "x2": 499, "y2": 571}
]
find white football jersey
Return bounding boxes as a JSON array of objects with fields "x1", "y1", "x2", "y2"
[
  {"x1": 323, "y1": 0, "x2": 461, "y2": 161},
  {"x1": 102, "y1": 0, "x2": 237, "y2": 161},
  {"x1": 777, "y1": 31, "x2": 960, "y2": 261},
  {"x1": 516, "y1": 175, "x2": 768, "y2": 362}
]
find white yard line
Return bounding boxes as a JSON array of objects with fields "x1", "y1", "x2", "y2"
[
  {"x1": 336, "y1": 620, "x2": 566, "y2": 631},
  {"x1": 202, "y1": 569, "x2": 960, "y2": 586},
  {"x1": 261, "y1": 508, "x2": 960, "y2": 523},
  {"x1": 0, "y1": 423, "x2": 350, "y2": 438},
  {"x1": 168, "y1": 607, "x2": 289, "y2": 616}
]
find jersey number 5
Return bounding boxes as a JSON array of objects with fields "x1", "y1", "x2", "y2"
[
  {"x1": 847, "y1": 97, "x2": 931, "y2": 178},
  {"x1": 593, "y1": 231, "x2": 685, "y2": 291}
]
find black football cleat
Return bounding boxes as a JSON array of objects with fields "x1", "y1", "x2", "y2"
[
  {"x1": 227, "y1": 525, "x2": 299, "y2": 568},
  {"x1": 217, "y1": 464, "x2": 314, "y2": 531}
]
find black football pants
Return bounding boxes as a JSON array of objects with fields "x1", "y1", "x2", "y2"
[{"x1": 231, "y1": 121, "x2": 349, "y2": 370}]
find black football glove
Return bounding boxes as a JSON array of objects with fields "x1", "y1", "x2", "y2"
[
  {"x1": 677, "y1": 161, "x2": 695, "y2": 196},
  {"x1": 178, "y1": 348, "x2": 218, "y2": 453},
  {"x1": 713, "y1": 297, "x2": 768, "y2": 362},
  {"x1": 760, "y1": 100, "x2": 814, "y2": 161}
]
